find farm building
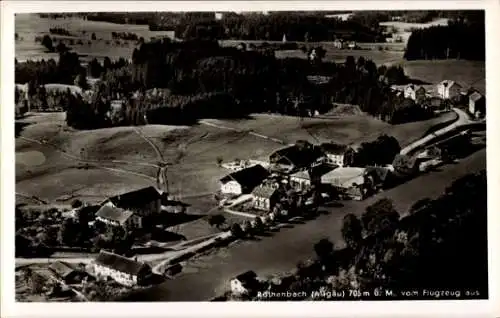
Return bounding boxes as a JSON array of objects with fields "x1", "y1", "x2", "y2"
[
  {"x1": 251, "y1": 185, "x2": 280, "y2": 211},
  {"x1": 219, "y1": 164, "x2": 270, "y2": 196},
  {"x1": 95, "y1": 205, "x2": 143, "y2": 230},
  {"x1": 93, "y1": 250, "x2": 153, "y2": 287},
  {"x1": 320, "y1": 167, "x2": 375, "y2": 201},
  {"x1": 269, "y1": 143, "x2": 325, "y2": 173},
  {"x1": 101, "y1": 186, "x2": 161, "y2": 218},
  {"x1": 230, "y1": 270, "x2": 261, "y2": 296},
  {"x1": 320, "y1": 143, "x2": 355, "y2": 167},
  {"x1": 49, "y1": 261, "x2": 88, "y2": 285},
  {"x1": 468, "y1": 91, "x2": 485, "y2": 118},
  {"x1": 437, "y1": 80, "x2": 462, "y2": 100},
  {"x1": 289, "y1": 170, "x2": 312, "y2": 192},
  {"x1": 404, "y1": 85, "x2": 427, "y2": 104}
]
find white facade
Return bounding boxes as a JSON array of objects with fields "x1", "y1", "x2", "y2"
[
  {"x1": 325, "y1": 153, "x2": 345, "y2": 166},
  {"x1": 290, "y1": 175, "x2": 312, "y2": 192},
  {"x1": 94, "y1": 263, "x2": 138, "y2": 287},
  {"x1": 221, "y1": 180, "x2": 243, "y2": 195},
  {"x1": 437, "y1": 81, "x2": 462, "y2": 99},
  {"x1": 230, "y1": 278, "x2": 248, "y2": 295}
]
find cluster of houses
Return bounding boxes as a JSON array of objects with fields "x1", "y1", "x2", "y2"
[
  {"x1": 218, "y1": 140, "x2": 390, "y2": 213},
  {"x1": 390, "y1": 80, "x2": 486, "y2": 119}
]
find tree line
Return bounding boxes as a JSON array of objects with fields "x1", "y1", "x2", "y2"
[{"x1": 404, "y1": 14, "x2": 485, "y2": 61}]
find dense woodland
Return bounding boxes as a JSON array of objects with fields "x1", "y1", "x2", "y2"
[
  {"x1": 15, "y1": 37, "x2": 434, "y2": 129},
  {"x1": 405, "y1": 13, "x2": 485, "y2": 61}
]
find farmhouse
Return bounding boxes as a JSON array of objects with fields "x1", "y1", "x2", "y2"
[
  {"x1": 251, "y1": 185, "x2": 280, "y2": 211},
  {"x1": 93, "y1": 250, "x2": 153, "y2": 287},
  {"x1": 468, "y1": 91, "x2": 486, "y2": 118},
  {"x1": 437, "y1": 80, "x2": 462, "y2": 100},
  {"x1": 220, "y1": 164, "x2": 270, "y2": 196},
  {"x1": 101, "y1": 186, "x2": 161, "y2": 217},
  {"x1": 289, "y1": 170, "x2": 312, "y2": 192},
  {"x1": 95, "y1": 205, "x2": 143, "y2": 230},
  {"x1": 49, "y1": 261, "x2": 88, "y2": 285},
  {"x1": 404, "y1": 85, "x2": 426, "y2": 104},
  {"x1": 320, "y1": 143, "x2": 355, "y2": 167},
  {"x1": 230, "y1": 270, "x2": 261, "y2": 296},
  {"x1": 320, "y1": 167, "x2": 374, "y2": 201},
  {"x1": 269, "y1": 143, "x2": 325, "y2": 173}
]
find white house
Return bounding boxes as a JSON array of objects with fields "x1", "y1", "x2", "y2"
[
  {"x1": 468, "y1": 91, "x2": 486, "y2": 118},
  {"x1": 230, "y1": 270, "x2": 260, "y2": 296},
  {"x1": 93, "y1": 250, "x2": 152, "y2": 287},
  {"x1": 251, "y1": 185, "x2": 279, "y2": 211},
  {"x1": 333, "y1": 39, "x2": 344, "y2": 49},
  {"x1": 437, "y1": 80, "x2": 462, "y2": 100},
  {"x1": 219, "y1": 164, "x2": 270, "y2": 196},
  {"x1": 289, "y1": 170, "x2": 312, "y2": 192},
  {"x1": 320, "y1": 143, "x2": 355, "y2": 167},
  {"x1": 403, "y1": 85, "x2": 426, "y2": 103}
]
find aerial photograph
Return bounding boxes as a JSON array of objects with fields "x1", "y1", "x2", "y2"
[{"x1": 14, "y1": 10, "x2": 487, "y2": 302}]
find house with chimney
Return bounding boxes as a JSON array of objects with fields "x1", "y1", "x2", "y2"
[{"x1": 437, "y1": 80, "x2": 462, "y2": 100}]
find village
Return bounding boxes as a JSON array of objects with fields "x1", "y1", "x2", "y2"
[{"x1": 14, "y1": 76, "x2": 485, "y2": 302}]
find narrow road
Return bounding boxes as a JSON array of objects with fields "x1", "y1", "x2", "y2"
[
  {"x1": 123, "y1": 148, "x2": 486, "y2": 301},
  {"x1": 199, "y1": 120, "x2": 288, "y2": 145},
  {"x1": 400, "y1": 108, "x2": 471, "y2": 156}
]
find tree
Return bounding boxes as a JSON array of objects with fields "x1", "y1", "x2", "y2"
[
  {"x1": 362, "y1": 198, "x2": 400, "y2": 236},
  {"x1": 88, "y1": 58, "x2": 103, "y2": 78},
  {"x1": 216, "y1": 156, "x2": 223, "y2": 167},
  {"x1": 314, "y1": 238, "x2": 334, "y2": 262},
  {"x1": 75, "y1": 68, "x2": 89, "y2": 90},
  {"x1": 208, "y1": 214, "x2": 226, "y2": 229},
  {"x1": 341, "y1": 213, "x2": 363, "y2": 248},
  {"x1": 72, "y1": 199, "x2": 83, "y2": 209},
  {"x1": 253, "y1": 216, "x2": 263, "y2": 232},
  {"x1": 41, "y1": 35, "x2": 54, "y2": 52},
  {"x1": 103, "y1": 56, "x2": 112, "y2": 71},
  {"x1": 91, "y1": 32, "x2": 97, "y2": 40},
  {"x1": 59, "y1": 218, "x2": 76, "y2": 245},
  {"x1": 230, "y1": 223, "x2": 244, "y2": 238},
  {"x1": 242, "y1": 220, "x2": 253, "y2": 234}
]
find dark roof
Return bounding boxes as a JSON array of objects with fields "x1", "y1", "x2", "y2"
[
  {"x1": 271, "y1": 145, "x2": 324, "y2": 168},
  {"x1": 235, "y1": 270, "x2": 258, "y2": 283},
  {"x1": 220, "y1": 165, "x2": 270, "y2": 189},
  {"x1": 96, "y1": 205, "x2": 133, "y2": 224},
  {"x1": 49, "y1": 261, "x2": 77, "y2": 279},
  {"x1": 94, "y1": 250, "x2": 150, "y2": 276},
  {"x1": 320, "y1": 143, "x2": 350, "y2": 155},
  {"x1": 108, "y1": 186, "x2": 160, "y2": 209},
  {"x1": 252, "y1": 185, "x2": 278, "y2": 199}
]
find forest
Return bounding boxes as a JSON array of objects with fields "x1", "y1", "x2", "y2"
[
  {"x1": 404, "y1": 12, "x2": 485, "y2": 61},
  {"x1": 15, "y1": 37, "x2": 432, "y2": 129}
]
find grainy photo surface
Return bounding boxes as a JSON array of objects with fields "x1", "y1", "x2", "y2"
[{"x1": 14, "y1": 10, "x2": 487, "y2": 302}]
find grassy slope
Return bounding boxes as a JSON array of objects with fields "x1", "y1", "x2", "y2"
[{"x1": 15, "y1": 14, "x2": 174, "y2": 63}]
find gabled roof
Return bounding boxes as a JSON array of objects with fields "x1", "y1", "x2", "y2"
[
  {"x1": 469, "y1": 91, "x2": 484, "y2": 102},
  {"x1": 271, "y1": 145, "x2": 325, "y2": 168},
  {"x1": 96, "y1": 205, "x2": 134, "y2": 225},
  {"x1": 439, "y1": 80, "x2": 461, "y2": 88},
  {"x1": 290, "y1": 170, "x2": 311, "y2": 180},
  {"x1": 94, "y1": 250, "x2": 150, "y2": 276},
  {"x1": 220, "y1": 164, "x2": 270, "y2": 189},
  {"x1": 49, "y1": 261, "x2": 77, "y2": 279},
  {"x1": 252, "y1": 185, "x2": 278, "y2": 199},
  {"x1": 107, "y1": 186, "x2": 160, "y2": 209}
]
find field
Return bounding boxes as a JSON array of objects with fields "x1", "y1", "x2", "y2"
[
  {"x1": 15, "y1": 14, "x2": 175, "y2": 63},
  {"x1": 399, "y1": 60, "x2": 486, "y2": 94}
]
